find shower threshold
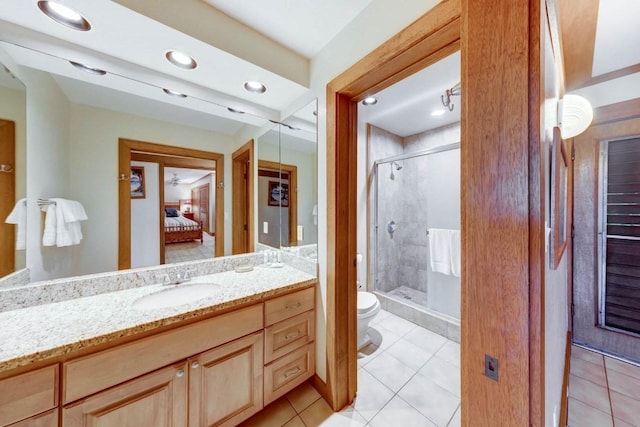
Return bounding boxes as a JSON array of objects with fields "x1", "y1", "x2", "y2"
[{"x1": 375, "y1": 287, "x2": 460, "y2": 343}]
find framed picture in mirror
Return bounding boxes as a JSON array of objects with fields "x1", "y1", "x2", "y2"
[
  {"x1": 550, "y1": 126, "x2": 568, "y2": 269},
  {"x1": 268, "y1": 181, "x2": 289, "y2": 207},
  {"x1": 130, "y1": 166, "x2": 145, "y2": 199}
]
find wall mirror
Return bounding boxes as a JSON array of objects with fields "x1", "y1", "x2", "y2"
[
  {"x1": 0, "y1": 56, "x2": 26, "y2": 279},
  {"x1": 257, "y1": 100, "x2": 318, "y2": 256},
  {"x1": 0, "y1": 41, "x2": 281, "y2": 283}
]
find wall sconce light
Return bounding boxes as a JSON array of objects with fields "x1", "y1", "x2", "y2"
[{"x1": 558, "y1": 94, "x2": 593, "y2": 139}]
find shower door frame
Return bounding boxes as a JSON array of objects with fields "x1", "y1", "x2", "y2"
[{"x1": 372, "y1": 143, "x2": 460, "y2": 299}]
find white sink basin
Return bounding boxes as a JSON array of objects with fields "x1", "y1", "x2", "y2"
[{"x1": 133, "y1": 283, "x2": 220, "y2": 310}]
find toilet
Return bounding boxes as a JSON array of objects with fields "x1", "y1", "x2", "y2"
[{"x1": 357, "y1": 291, "x2": 381, "y2": 350}]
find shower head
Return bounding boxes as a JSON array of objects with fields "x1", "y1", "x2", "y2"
[{"x1": 392, "y1": 161, "x2": 402, "y2": 171}]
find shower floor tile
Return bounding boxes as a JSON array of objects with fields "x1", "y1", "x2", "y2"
[{"x1": 386, "y1": 286, "x2": 429, "y2": 306}]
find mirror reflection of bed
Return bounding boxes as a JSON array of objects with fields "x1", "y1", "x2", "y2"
[{"x1": 163, "y1": 167, "x2": 216, "y2": 264}]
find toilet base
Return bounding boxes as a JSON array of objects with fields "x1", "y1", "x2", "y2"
[{"x1": 357, "y1": 334, "x2": 372, "y2": 351}]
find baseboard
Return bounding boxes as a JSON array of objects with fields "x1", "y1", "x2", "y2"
[
  {"x1": 311, "y1": 374, "x2": 330, "y2": 405},
  {"x1": 559, "y1": 331, "x2": 572, "y2": 426}
]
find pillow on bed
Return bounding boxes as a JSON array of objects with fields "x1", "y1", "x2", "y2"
[{"x1": 165, "y1": 208, "x2": 180, "y2": 217}]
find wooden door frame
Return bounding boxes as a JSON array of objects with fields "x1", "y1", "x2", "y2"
[
  {"x1": 232, "y1": 140, "x2": 255, "y2": 254},
  {"x1": 325, "y1": 0, "x2": 545, "y2": 425},
  {"x1": 119, "y1": 138, "x2": 224, "y2": 269},
  {"x1": 0, "y1": 119, "x2": 15, "y2": 277},
  {"x1": 258, "y1": 160, "x2": 298, "y2": 246}
]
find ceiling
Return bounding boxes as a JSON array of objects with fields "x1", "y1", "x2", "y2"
[
  {"x1": 165, "y1": 167, "x2": 212, "y2": 186},
  {"x1": 202, "y1": 0, "x2": 375, "y2": 58},
  {"x1": 559, "y1": 0, "x2": 640, "y2": 107},
  {"x1": 359, "y1": 51, "x2": 461, "y2": 138}
]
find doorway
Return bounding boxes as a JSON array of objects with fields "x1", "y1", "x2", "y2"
[
  {"x1": 573, "y1": 111, "x2": 640, "y2": 362},
  {"x1": 118, "y1": 138, "x2": 224, "y2": 269},
  {"x1": 232, "y1": 140, "x2": 255, "y2": 254},
  {"x1": 0, "y1": 119, "x2": 15, "y2": 277}
]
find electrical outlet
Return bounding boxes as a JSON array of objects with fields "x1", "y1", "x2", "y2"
[{"x1": 485, "y1": 355, "x2": 499, "y2": 381}]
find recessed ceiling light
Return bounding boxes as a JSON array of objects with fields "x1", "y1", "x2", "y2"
[
  {"x1": 69, "y1": 61, "x2": 106, "y2": 75},
  {"x1": 431, "y1": 109, "x2": 446, "y2": 116},
  {"x1": 244, "y1": 81, "x2": 267, "y2": 94},
  {"x1": 38, "y1": 1, "x2": 91, "y2": 31},
  {"x1": 362, "y1": 97, "x2": 378, "y2": 106},
  {"x1": 162, "y1": 88, "x2": 187, "y2": 98},
  {"x1": 165, "y1": 50, "x2": 197, "y2": 70},
  {"x1": 227, "y1": 107, "x2": 245, "y2": 114}
]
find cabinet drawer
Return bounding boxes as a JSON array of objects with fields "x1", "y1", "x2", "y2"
[
  {"x1": 264, "y1": 343, "x2": 315, "y2": 405},
  {"x1": 7, "y1": 409, "x2": 57, "y2": 427},
  {"x1": 63, "y1": 303, "x2": 263, "y2": 404},
  {"x1": 0, "y1": 365, "x2": 58, "y2": 426},
  {"x1": 264, "y1": 287, "x2": 314, "y2": 326},
  {"x1": 265, "y1": 311, "x2": 314, "y2": 364}
]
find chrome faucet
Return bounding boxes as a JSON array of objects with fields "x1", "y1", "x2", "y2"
[{"x1": 155, "y1": 269, "x2": 194, "y2": 286}]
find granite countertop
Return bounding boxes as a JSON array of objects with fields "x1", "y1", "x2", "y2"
[{"x1": 0, "y1": 264, "x2": 316, "y2": 372}]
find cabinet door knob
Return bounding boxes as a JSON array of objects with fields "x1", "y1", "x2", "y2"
[
  {"x1": 176, "y1": 369, "x2": 185, "y2": 378},
  {"x1": 191, "y1": 361, "x2": 200, "y2": 369}
]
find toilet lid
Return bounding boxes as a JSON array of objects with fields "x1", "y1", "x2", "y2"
[{"x1": 357, "y1": 292, "x2": 377, "y2": 314}]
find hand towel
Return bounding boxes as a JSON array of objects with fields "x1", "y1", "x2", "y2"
[
  {"x1": 49, "y1": 198, "x2": 88, "y2": 247},
  {"x1": 5, "y1": 198, "x2": 27, "y2": 250},
  {"x1": 428, "y1": 228, "x2": 451, "y2": 275},
  {"x1": 450, "y1": 230, "x2": 461, "y2": 277},
  {"x1": 42, "y1": 204, "x2": 57, "y2": 246}
]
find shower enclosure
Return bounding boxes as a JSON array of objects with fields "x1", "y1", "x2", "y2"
[{"x1": 372, "y1": 143, "x2": 461, "y2": 339}]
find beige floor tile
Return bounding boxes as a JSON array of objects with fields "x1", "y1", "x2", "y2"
[
  {"x1": 568, "y1": 374, "x2": 611, "y2": 414},
  {"x1": 572, "y1": 346, "x2": 604, "y2": 366},
  {"x1": 610, "y1": 391, "x2": 640, "y2": 426},
  {"x1": 239, "y1": 398, "x2": 297, "y2": 427},
  {"x1": 386, "y1": 338, "x2": 434, "y2": 371},
  {"x1": 368, "y1": 324, "x2": 402, "y2": 350},
  {"x1": 380, "y1": 313, "x2": 417, "y2": 336},
  {"x1": 613, "y1": 418, "x2": 636, "y2": 427},
  {"x1": 571, "y1": 356, "x2": 608, "y2": 386},
  {"x1": 419, "y1": 355, "x2": 460, "y2": 398},
  {"x1": 448, "y1": 405, "x2": 461, "y2": 427},
  {"x1": 363, "y1": 351, "x2": 417, "y2": 392},
  {"x1": 397, "y1": 372, "x2": 460, "y2": 426},
  {"x1": 352, "y1": 369, "x2": 395, "y2": 421},
  {"x1": 283, "y1": 416, "x2": 306, "y2": 427},
  {"x1": 404, "y1": 326, "x2": 448, "y2": 354},
  {"x1": 567, "y1": 398, "x2": 613, "y2": 427},
  {"x1": 299, "y1": 398, "x2": 367, "y2": 426},
  {"x1": 286, "y1": 382, "x2": 322, "y2": 413},
  {"x1": 436, "y1": 340, "x2": 460, "y2": 368},
  {"x1": 605, "y1": 357, "x2": 640, "y2": 382},
  {"x1": 607, "y1": 369, "x2": 640, "y2": 400},
  {"x1": 368, "y1": 396, "x2": 436, "y2": 427}
]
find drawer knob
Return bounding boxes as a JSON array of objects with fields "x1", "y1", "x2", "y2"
[
  {"x1": 286, "y1": 302, "x2": 301, "y2": 310},
  {"x1": 285, "y1": 330, "x2": 301, "y2": 341},
  {"x1": 191, "y1": 361, "x2": 200, "y2": 369},
  {"x1": 284, "y1": 367, "x2": 301, "y2": 378},
  {"x1": 176, "y1": 369, "x2": 185, "y2": 378}
]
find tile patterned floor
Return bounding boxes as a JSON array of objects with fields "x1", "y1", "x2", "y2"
[
  {"x1": 164, "y1": 231, "x2": 215, "y2": 264},
  {"x1": 568, "y1": 345, "x2": 640, "y2": 427},
  {"x1": 242, "y1": 309, "x2": 461, "y2": 426}
]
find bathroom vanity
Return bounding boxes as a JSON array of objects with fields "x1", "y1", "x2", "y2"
[{"x1": 0, "y1": 262, "x2": 317, "y2": 427}]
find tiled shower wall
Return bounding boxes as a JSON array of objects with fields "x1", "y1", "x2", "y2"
[{"x1": 368, "y1": 123, "x2": 461, "y2": 319}]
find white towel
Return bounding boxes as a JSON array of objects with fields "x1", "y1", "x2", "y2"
[
  {"x1": 428, "y1": 228, "x2": 451, "y2": 275},
  {"x1": 449, "y1": 230, "x2": 461, "y2": 277},
  {"x1": 49, "y1": 198, "x2": 88, "y2": 247},
  {"x1": 42, "y1": 204, "x2": 57, "y2": 246},
  {"x1": 5, "y1": 198, "x2": 27, "y2": 250}
]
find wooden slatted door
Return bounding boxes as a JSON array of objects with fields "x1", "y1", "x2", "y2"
[{"x1": 602, "y1": 136, "x2": 640, "y2": 335}]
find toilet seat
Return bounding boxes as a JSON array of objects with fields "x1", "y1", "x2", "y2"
[{"x1": 357, "y1": 291, "x2": 378, "y2": 315}]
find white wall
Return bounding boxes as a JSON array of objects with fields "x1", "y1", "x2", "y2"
[
  {"x1": 0, "y1": 85, "x2": 26, "y2": 271},
  {"x1": 543, "y1": 21, "x2": 570, "y2": 427},
  {"x1": 131, "y1": 161, "x2": 160, "y2": 268},
  {"x1": 68, "y1": 104, "x2": 234, "y2": 276},
  {"x1": 164, "y1": 183, "x2": 191, "y2": 204},
  {"x1": 23, "y1": 69, "x2": 72, "y2": 282}
]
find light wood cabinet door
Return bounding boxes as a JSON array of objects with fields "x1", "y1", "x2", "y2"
[
  {"x1": 188, "y1": 332, "x2": 263, "y2": 427},
  {"x1": 62, "y1": 362, "x2": 188, "y2": 427}
]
